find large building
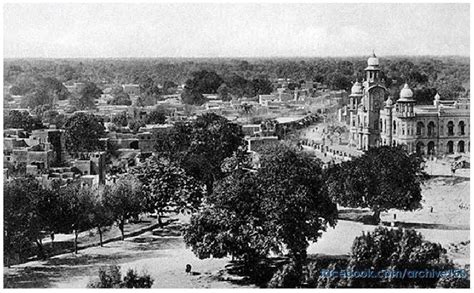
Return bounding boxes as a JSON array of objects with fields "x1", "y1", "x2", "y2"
[{"x1": 348, "y1": 53, "x2": 470, "y2": 155}]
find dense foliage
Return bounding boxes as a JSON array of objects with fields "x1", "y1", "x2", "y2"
[
  {"x1": 184, "y1": 142, "x2": 337, "y2": 281},
  {"x1": 4, "y1": 110, "x2": 44, "y2": 132},
  {"x1": 64, "y1": 112, "x2": 106, "y2": 153},
  {"x1": 325, "y1": 146, "x2": 425, "y2": 223},
  {"x1": 87, "y1": 265, "x2": 154, "y2": 288},
  {"x1": 155, "y1": 113, "x2": 244, "y2": 194},
  {"x1": 316, "y1": 227, "x2": 469, "y2": 288},
  {"x1": 4, "y1": 56, "x2": 469, "y2": 105}
]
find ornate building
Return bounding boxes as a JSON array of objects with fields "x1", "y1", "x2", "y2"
[{"x1": 348, "y1": 54, "x2": 470, "y2": 155}]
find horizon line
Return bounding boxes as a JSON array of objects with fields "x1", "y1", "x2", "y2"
[{"x1": 4, "y1": 54, "x2": 470, "y2": 60}]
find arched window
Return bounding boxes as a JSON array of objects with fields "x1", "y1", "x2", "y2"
[
  {"x1": 416, "y1": 141, "x2": 425, "y2": 155},
  {"x1": 447, "y1": 141, "x2": 454, "y2": 154},
  {"x1": 428, "y1": 141, "x2": 435, "y2": 155},
  {"x1": 447, "y1": 121, "x2": 454, "y2": 136},
  {"x1": 458, "y1": 121, "x2": 465, "y2": 135},
  {"x1": 458, "y1": 141, "x2": 465, "y2": 153},
  {"x1": 393, "y1": 120, "x2": 397, "y2": 134},
  {"x1": 416, "y1": 122, "x2": 425, "y2": 136},
  {"x1": 427, "y1": 121, "x2": 435, "y2": 136}
]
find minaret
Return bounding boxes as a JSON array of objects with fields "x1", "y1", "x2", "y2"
[
  {"x1": 365, "y1": 51, "x2": 381, "y2": 84},
  {"x1": 384, "y1": 96, "x2": 394, "y2": 146}
]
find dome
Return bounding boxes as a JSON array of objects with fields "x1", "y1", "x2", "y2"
[
  {"x1": 385, "y1": 96, "x2": 393, "y2": 107},
  {"x1": 351, "y1": 81, "x2": 363, "y2": 95},
  {"x1": 367, "y1": 52, "x2": 379, "y2": 66},
  {"x1": 399, "y1": 83, "x2": 414, "y2": 100}
]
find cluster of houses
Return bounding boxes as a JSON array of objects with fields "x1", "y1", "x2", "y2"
[{"x1": 3, "y1": 75, "x2": 347, "y2": 189}]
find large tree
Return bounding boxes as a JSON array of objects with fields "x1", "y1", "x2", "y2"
[
  {"x1": 103, "y1": 175, "x2": 146, "y2": 240},
  {"x1": 4, "y1": 177, "x2": 50, "y2": 263},
  {"x1": 317, "y1": 227, "x2": 465, "y2": 288},
  {"x1": 130, "y1": 156, "x2": 204, "y2": 224},
  {"x1": 156, "y1": 113, "x2": 244, "y2": 194},
  {"x1": 326, "y1": 146, "x2": 425, "y2": 224},
  {"x1": 71, "y1": 82, "x2": 102, "y2": 110},
  {"x1": 4, "y1": 110, "x2": 44, "y2": 132},
  {"x1": 64, "y1": 112, "x2": 105, "y2": 154},
  {"x1": 185, "y1": 143, "x2": 338, "y2": 281},
  {"x1": 54, "y1": 183, "x2": 96, "y2": 254}
]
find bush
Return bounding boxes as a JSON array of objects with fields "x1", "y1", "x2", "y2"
[
  {"x1": 315, "y1": 227, "x2": 469, "y2": 288},
  {"x1": 87, "y1": 265, "x2": 154, "y2": 288},
  {"x1": 123, "y1": 269, "x2": 154, "y2": 288},
  {"x1": 267, "y1": 262, "x2": 301, "y2": 288}
]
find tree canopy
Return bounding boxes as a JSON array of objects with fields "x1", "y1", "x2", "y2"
[
  {"x1": 64, "y1": 112, "x2": 105, "y2": 153},
  {"x1": 326, "y1": 146, "x2": 425, "y2": 223}
]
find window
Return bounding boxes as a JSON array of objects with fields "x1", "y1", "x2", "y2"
[
  {"x1": 427, "y1": 122, "x2": 435, "y2": 136},
  {"x1": 416, "y1": 122, "x2": 424, "y2": 136},
  {"x1": 447, "y1": 121, "x2": 454, "y2": 136},
  {"x1": 459, "y1": 121, "x2": 465, "y2": 135}
]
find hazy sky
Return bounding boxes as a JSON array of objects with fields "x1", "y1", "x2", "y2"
[{"x1": 3, "y1": 3, "x2": 470, "y2": 58}]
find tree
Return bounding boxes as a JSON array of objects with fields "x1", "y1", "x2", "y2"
[
  {"x1": 326, "y1": 146, "x2": 425, "y2": 224},
  {"x1": 71, "y1": 81, "x2": 102, "y2": 110},
  {"x1": 251, "y1": 77, "x2": 273, "y2": 96},
  {"x1": 4, "y1": 110, "x2": 44, "y2": 132},
  {"x1": 64, "y1": 112, "x2": 105, "y2": 154},
  {"x1": 88, "y1": 265, "x2": 154, "y2": 288},
  {"x1": 103, "y1": 175, "x2": 145, "y2": 240},
  {"x1": 109, "y1": 91, "x2": 132, "y2": 106},
  {"x1": 162, "y1": 80, "x2": 177, "y2": 95},
  {"x1": 4, "y1": 177, "x2": 49, "y2": 263},
  {"x1": 181, "y1": 88, "x2": 206, "y2": 105},
  {"x1": 181, "y1": 113, "x2": 244, "y2": 194},
  {"x1": 144, "y1": 106, "x2": 168, "y2": 124},
  {"x1": 185, "y1": 143, "x2": 338, "y2": 282},
  {"x1": 91, "y1": 189, "x2": 115, "y2": 247},
  {"x1": 318, "y1": 227, "x2": 461, "y2": 288},
  {"x1": 54, "y1": 183, "x2": 96, "y2": 254},
  {"x1": 128, "y1": 119, "x2": 146, "y2": 133},
  {"x1": 111, "y1": 111, "x2": 129, "y2": 127},
  {"x1": 130, "y1": 156, "x2": 204, "y2": 224},
  {"x1": 217, "y1": 83, "x2": 231, "y2": 101},
  {"x1": 186, "y1": 70, "x2": 224, "y2": 94}
]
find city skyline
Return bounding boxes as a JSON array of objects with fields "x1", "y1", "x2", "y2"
[{"x1": 4, "y1": 3, "x2": 470, "y2": 58}]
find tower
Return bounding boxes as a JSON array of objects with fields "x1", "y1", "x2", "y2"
[{"x1": 356, "y1": 53, "x2": 388, "y2": 150}]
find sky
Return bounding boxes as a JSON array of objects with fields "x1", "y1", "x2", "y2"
[{"x1": 3, "y1": 2, "x2": 471, "y2": 58}]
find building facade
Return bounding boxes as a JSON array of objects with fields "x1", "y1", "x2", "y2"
[{"x1": 348, "y1": 54, "x2": 470, "y2": 156}]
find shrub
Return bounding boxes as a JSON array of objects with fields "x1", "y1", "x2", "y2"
[
  {"x1": 87, "y1": 265, "x2": 154, "y2": 288},
  {"x1": 267, "y1": 262, "x2": 301, "y2": 288},
  {"x1": 315, "y1": 227, "x2": 468, "y2": 288}
]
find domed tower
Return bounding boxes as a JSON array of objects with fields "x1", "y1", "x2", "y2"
[
  {"x1": 365, "y1": 52, "x2": 381, "y2": 84},
  {"x1": 349, "y1": 81, "x2": 364, "y2": 146},
  {"x1": 356, "y1": 52, "x2": 388, "y2": 150},
  {"x1": 396, "y1": 83, "x2": 415, "y2": 118},
  {"x1": 349, "y1": 81, "x2": 363, "y2": 110}
]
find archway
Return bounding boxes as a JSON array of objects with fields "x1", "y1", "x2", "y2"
[
  {"x1": 416, "y1": 122, "x2": 424, "y2": 136},
  {"x1": 458, "y1": 141, "x2": 465, "y2": 153},
  {"x1": 447, "y1": 121, "x2": 454, "y2": 136},
  {"x1": 427, "y1": 121, "x2": 435, "y2": 136},
  {"x1": 447, "y1": 141, "x2": 454, "y2": 154},
  {"x1": 427, "y1": 141, "x2": 435, "y2": 155},
  {"x1": 416, "y1": 141, "x2": 425, "y2": 155},
  {"x1": 130, "y1": 141, "x2": 139, "y2": 149},
  {"x1": 458, "y1": 121, "x2": 465, "y2": 135}
]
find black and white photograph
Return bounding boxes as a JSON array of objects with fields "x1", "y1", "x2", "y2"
[{"x1": 2, "y1": 1, "x2": 471, "y2": 289}]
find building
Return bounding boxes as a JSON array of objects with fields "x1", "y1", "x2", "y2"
[{"x1": 347, "y1": 53, "x2": 470, "y2": 155}]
